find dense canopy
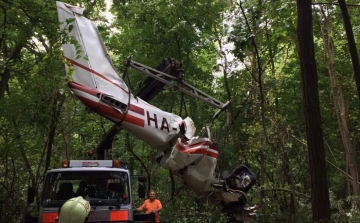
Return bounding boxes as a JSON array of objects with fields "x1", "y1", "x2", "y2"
[{"x1": 1, "y1": 0, "x2": 360, "y2": 222}]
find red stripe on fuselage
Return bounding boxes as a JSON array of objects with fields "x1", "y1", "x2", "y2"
[
  {"x1": 77, "y1": 95, "x2": 145, "y2": 127},
  {"x1": 129, "y1": 104, "x2": 144, "y2": 116},
  {"x1": 68, "y1": 82, "x2": 98, "y2": 97},
  {"x1": 65, "y1": 57, "x2": 129, "y2": 94},
  {"x1": 69, "y1": 82, "x2": 145, "y2": 120},
  {"x1": 175, "y1": 142, "x2": 218, "y2": 158},
  {"x1": 180, "y1": 139, "x2": 213, "y2": 149}
]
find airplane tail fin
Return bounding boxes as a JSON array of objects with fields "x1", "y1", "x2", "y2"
[{"x1": 56, "y1": 1, "x2": 129, "y2": 104}]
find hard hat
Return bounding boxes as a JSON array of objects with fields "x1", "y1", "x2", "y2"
[{"x1": 58, "y1": 196, "x2": 91, "y2": 223}]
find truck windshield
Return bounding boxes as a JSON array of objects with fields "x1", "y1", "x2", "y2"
[{"x1": 41, "y1": 170, "x2": 130, "y2": 207}]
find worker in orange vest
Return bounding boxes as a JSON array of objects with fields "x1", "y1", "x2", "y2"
[{"x1": 134, "y1": 190, "x2": 162, "y2": 223}]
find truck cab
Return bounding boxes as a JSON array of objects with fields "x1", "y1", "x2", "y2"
[{"x1": 27, "y1": 160, "x2": 153, "y2": 223}]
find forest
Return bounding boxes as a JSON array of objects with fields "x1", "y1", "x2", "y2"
[{"x1": 1, "y1": 0, "x2": 360, "y2": 222}]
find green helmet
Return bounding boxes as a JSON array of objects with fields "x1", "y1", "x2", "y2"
[{"x1": 58, "y1": 196, "x2": 91, "y2": 223}]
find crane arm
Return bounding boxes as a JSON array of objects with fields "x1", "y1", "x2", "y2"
[{"x1": 125, "y1": 59, "x2": 229, "y2": 110}]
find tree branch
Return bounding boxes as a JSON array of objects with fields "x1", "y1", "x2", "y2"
[{"x1": 313, "y1": 2, "x2": 360, "y2": 7}]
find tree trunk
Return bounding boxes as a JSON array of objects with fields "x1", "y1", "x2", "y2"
[
  {"x1": 207, "y1": 0, "x2": 243, "y2": 168},
  {"x1": 61, "y1": 96, "x2": 70, "y2": 161},
  {"x1": 268, "y1": 20, "x2": 298, "y2": 216},
  {"x1": 126, "y1": 133, "x2": 151, "y2": 195},
  {"x1": 337, "y1": 0, "x2": 360, "y2": 101},
  {"x1": 296, "y1": 0, "x2": 331, "y2": 221},
  {"x1": 46, "y1": 94, "x2": 64, "y2": 169},
  {"x1": 249, "y1": 50, "x2": 267, "y2": 216},
  {"x1": 318, "y1": 6, "x2": 360, "y2": 208},
  {"x1": 239, "y1": 1, "x2": 269, "y2": 143},
  {"x1": 0, "y1": 43, "x2": 24, "y2": 99},
  {"x1": 277, "y1": 126, "x2": 297, "y2": 217}
]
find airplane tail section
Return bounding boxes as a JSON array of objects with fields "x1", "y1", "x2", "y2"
[{"x1": 56, "y1": 1, "x2": 129, "y2": 105}]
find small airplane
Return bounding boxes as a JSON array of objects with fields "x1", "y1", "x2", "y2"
[{"x1": 57, "y1": 1, "x2": 256, "y2": 221}]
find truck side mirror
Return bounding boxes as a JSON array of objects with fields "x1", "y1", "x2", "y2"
[
  {"x1": 138, "y1": 176, "x2": 146, "y2": 198},
  {"x1": 27, "y1": 187, "x2": 35, "y2": 204}
]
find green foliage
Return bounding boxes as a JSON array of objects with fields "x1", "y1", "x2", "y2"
[{"x1": 2, "y1": 0, "x2": 360, "y2": 222}]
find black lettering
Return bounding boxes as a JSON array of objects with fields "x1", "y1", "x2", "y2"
[
  {"x1": 160, "y1": 118, "x2": 170, "y2": 132},
  {"x1": 147, "y1": 111, "x2": 158, "y2": 129}
]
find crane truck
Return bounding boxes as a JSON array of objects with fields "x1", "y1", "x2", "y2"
[
  {"x1": 26, "y1": 160, "x2": 154, "y2": 223},
  {"x1": 25, "y1": 2, "x2": 257, "y2": 223}
]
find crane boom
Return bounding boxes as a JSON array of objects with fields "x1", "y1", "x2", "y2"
[{"x1": 125, "y1": 59, "x2": 229, "y2": 110}]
